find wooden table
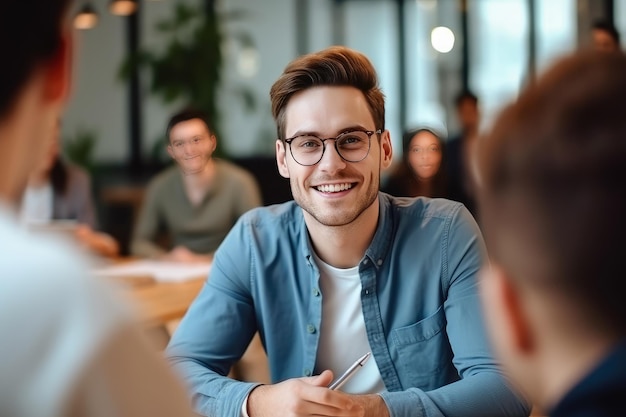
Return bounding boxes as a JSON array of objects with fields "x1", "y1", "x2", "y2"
[
  {"x1": 123, "y1": 277, "x2": 205, "y2": 328},
  {"x1": 96, "y1": 258, "x2": 209, "y2": 328}
]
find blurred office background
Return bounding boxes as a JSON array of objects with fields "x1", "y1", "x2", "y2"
[{"x1": 62, "y1": 0, "x2": 625, "y2": 252}]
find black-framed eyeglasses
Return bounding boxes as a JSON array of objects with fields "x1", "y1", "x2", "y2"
[{"x1": 283, "y1": 129, "x2": 382, "y2": 166}]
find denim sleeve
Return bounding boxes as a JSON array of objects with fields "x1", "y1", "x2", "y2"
[
  {"x1": 381, "y1": 205, "x2": 531, "y2": 417},
  {"x1": 166, "y1": 216, "x2": 262, "y2": 417}
]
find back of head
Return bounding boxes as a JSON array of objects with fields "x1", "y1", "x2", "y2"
[
  {"x1": 0, "y1": 0, "x2": 72, "y2": 118},
  {"x1": 269, "y1": 46, "x2": 385, "y2": 140},
  {"x1": 477, "y1": 51, "x2": 626, "y2": 335}
]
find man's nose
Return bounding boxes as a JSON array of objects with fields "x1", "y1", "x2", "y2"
[{"x1": 317, "y1": 140, "x2": 346, "y2": 173}]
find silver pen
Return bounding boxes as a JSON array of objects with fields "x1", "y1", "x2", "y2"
[{"x1": 328, "y1": 352, "x2": 371, "y2": 390}]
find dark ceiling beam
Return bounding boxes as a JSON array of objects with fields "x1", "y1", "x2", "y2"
[{"x1": 126, "y1": 2, "x2": 142, "y2": 174}]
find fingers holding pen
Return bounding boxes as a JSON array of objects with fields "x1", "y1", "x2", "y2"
[{"x1": 247, "y1": 371, "x2": 364, "y2": 417}]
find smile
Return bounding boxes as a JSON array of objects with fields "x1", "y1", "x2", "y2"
[{"x1": 315, "y1": 183, "x2": 353, "y2": 193}]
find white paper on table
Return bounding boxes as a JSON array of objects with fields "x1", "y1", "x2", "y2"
[{"x1": 92, "y1": 260, "x2": 211, "y2": 283}]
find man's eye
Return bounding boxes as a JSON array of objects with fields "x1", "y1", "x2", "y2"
[
  {"x1": 298, "y1": 138, "x2": 321, "y2": 148},
  {"x1": 342, "y1": 136, "x2": 360, "y2": 144},
  {"x1": 338, "y1": 133, "x2": 367, "y2": 146}
]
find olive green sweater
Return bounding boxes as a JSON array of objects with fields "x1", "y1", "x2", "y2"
[{"x1": 130, "y1": 159, "x2": 261, "y2": 257}]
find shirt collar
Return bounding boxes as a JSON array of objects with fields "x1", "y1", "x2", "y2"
[{"x1": 298, "y1": 192, "x2": 394, "y2": 270}]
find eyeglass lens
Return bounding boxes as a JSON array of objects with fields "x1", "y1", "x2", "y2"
[{"x1": 289, "y1": 130, "x2": 372, "y2": 165}]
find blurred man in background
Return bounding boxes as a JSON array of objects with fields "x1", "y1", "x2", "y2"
[
  {"x1": 0, "y1": 1, "x2": 193, "y2": 416},
  {"x1": 477, "y1": 51, "x2": 626, "y2": 416},
  {"x1": 591, "y1": 20, "x2": 621, "y2": 52},
  {"x1": 447, "y1": 90, "x2": 481, "y2": 216},
  {"x1": 131, "y1": 108, "x2": 261, "y2": 262}
]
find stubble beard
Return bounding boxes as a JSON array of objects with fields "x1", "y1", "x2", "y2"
[
  {"x1": 292, "y1": 174, "x2": 380, "y2": 227},
  {"x1": 180, "y1": 155, "x2": 211, "y2": 176}
]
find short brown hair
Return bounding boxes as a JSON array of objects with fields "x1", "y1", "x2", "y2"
[
  {"x1": 165, "y1": 108, "x2": 214, "y2": 142},
  {"x1": 269, "y1": 46, "x2": 385, "y2": 140},
  {"x1": 477, "y1": 51, "x2": 626, "y2": 333}
]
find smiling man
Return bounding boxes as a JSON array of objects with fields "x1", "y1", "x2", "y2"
[
  {"x1": 131, "y1": 108, "x2": 261, "y2": 262},
  {"x1": 166, "y1": 46, "x2": 529, "y2": 417}
]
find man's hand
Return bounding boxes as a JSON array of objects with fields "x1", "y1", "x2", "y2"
[
  {"x1": 247, "y1": 370, "x2": 364, "y2": 417},
  {"x1": 74, "y1": 224, "x2": 119, "y2": 258},
  {"x1": 352, "y1": 394, "x2": 390, "y2": 417}
]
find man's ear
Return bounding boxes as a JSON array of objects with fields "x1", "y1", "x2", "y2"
[
  {"x1": 276, "y1": 140, "x2": 290, "y2": 178},
  {"x1": 166, "y1": 145, "x2": 175, "y2": 160},
  {"x1": 380, "y1": 130, "x2": 393, "y2": 170},
  {"x1": 208, "y1": 134, "x2": 217, "y2": 153},
  {"x1": 488, "y1": 265, "x2": 535, "y2": 354},
  {"x1": 43, "y1": 30, "x2": 72, "y2": 103}
]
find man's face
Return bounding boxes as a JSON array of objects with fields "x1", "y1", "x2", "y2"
[
  {"x1": 592, "y1": 29, "x2": 619, "y2": 52},
  {"x1": 167, "y1": 118, "x2": 216, "y2": 175},
  {"x1": 276, "y1": 85, "x2": 392, "y2": 227},
  {"x1": 458, "y1": 98, "x2": 480, "y2": 133}
]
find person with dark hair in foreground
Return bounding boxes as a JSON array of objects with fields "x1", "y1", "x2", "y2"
[
  {"x1": 167, "y1": 45, "x2": 529, "y2": 417},
  {"x1": 476, "y1": 51, "x2": 626, "y2": 417},
  {"x1": 0, "y1": 1, "x2": 193, "y2": 416}
]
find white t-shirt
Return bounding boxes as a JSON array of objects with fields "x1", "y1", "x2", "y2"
[{"x1": 312, "y1": 251, "x2": 385, "y2": 394}]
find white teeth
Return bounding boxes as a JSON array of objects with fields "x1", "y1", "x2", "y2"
[{"x1": 316, "y1": 183, "x2": 353, "y2": 193}]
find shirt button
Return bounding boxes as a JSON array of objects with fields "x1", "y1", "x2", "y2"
[
  {"x1": 304, "y1": 369, "x2": 312, "y2": 376},
  {"x1": 363, "y1": 259, "x2": 369, "y2": 265},
  {"x1": 307, "y1": 324, "x2": 316, "y2": 334},
  {"x1": 377, "y1": 259, "x2": 383, "y2": 266},
  {"x1": 364, "y1": 289, "x2": 370, "y2": 295},
  {"x1": 313, "y1": 288, "x2": 320, "y2": 297}
]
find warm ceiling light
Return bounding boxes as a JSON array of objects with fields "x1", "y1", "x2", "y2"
[
  {"x1": 431, "y1": 26, "x2": 455, "y2": 54},
  {"x1": 109, "y1": 0, "x2": 138, "y2": 16},
  {"x1": 74, "y1": 3, "x2": 99, "y2": 30}
]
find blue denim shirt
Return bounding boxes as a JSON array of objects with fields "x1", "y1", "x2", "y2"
[{"x1": 166, "y1": 193, "x2": 530, "y2": 417}]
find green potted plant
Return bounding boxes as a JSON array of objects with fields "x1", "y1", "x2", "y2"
[{"x1": 119, "y1": 0, "x2": 257, "y2": 162}]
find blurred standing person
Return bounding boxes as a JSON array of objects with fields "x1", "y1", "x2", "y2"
[
  {"x1": 447, "y1": 90, "x2": 480, "y2": 216},
  {"x1": 131, "y1": 108, "x2": 261, "y2": 262},
  {"x1": 383, "y1": 127, "x2": 448, "y2": 198},
  {"x1": 0, "y1": 1, "x2": 194, "y2": 416},
  {"x1": 20, "y1": 119, "x2": 119, "y2": 257},
  {"x1": 591, "y1": 20, "x2": 621, "y2": 52},
  {"x1": 476, "y1": 51, "x2": 626, "y2": 416}
]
